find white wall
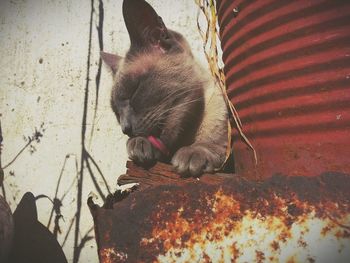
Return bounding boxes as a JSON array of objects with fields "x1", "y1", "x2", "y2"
[{"x1": 0, "y1": 0, "x2": 208, "y2": 262}]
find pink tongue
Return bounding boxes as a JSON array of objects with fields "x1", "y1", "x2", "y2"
[{"x1": 147, "y1": 136, "x2": 169, "y2": 156}]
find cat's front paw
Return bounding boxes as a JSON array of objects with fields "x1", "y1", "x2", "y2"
[
  {"x1": 171, "y1": 144, "x2": 223, "y2": 177},
  {"x1": 127, "y1": 137, "x2": 160, "y2": 167}
]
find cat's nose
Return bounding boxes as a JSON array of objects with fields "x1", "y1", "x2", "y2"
[{"x1": 122, "y1": 124, "x2": 133, "y2": 136}]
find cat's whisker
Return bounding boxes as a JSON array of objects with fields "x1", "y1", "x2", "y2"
[
  {"x1": 146, "y1": 92, "x2": 201, "y2": 121},
  {"x1": 153, "y1": 98, "x2": 203, "y2": 119},
  {"x1": 153, "y1": 98, "x2": 202, "y2": 124},
  {"x1": 153, "y1": 85, "x2": 198, "y2": 104},
  {"x1": 138, "y1": 97, "x2": 202, "y2": 135},
  {"x1": 139, "y1": 104, "x2": 168, "y2": 129},
  {"x1": 144, "y1": 88, "x2": 194, "y2": 115}
]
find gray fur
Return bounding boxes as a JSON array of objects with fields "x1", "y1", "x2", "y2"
[{"x1": 103, "y1": 0, "x2": 228, "y2": 176}]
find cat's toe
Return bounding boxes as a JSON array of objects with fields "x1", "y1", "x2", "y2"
[
  {"x1": 172, "y1": 145, "x2": 219, "y2": 177},
  {"x1": 188, "y1": 154, "x2": 211, "y2": 176},
  {"x1": 127, "y1": 137, "x2": 157, "y2": 167}
]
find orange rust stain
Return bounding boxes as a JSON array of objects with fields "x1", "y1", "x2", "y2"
[
  {"x1": 321, "y1": 225, "x2": 332, "y2": 236},
  {"x1": 100, "y1": 248, "x2": 127, "y2": 263},
  {"x1": 336, "y1": 230, "x2": 350, "y2": 239},
  {"x1": 286, "y1": 255, "x2": 297, "y2": 263},
  {"x1": 146, "y1": 191, "x2": 242, "y2": 249},
  {"x1": 278, "y1": 230, "x2": 292, "y2": 243},
  {"x1": 297, "y1": 237, "x2": 307, "y2": 248},
  {"x1": 255, "y1": 250, "x2": 265, "y2": 263},
  {"x1": 270, "y1": 240, "x2": 280, "y2": 251},
  {"x1": 137, "y1": 187, "x2": 350, "y2": 261},
  {"x1": 230, "y1": 242, "x2": 241, "y2": 262}
]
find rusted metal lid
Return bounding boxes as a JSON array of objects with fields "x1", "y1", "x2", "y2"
[{"x1": 89, "y1": 162, "x2": 350, "y2": 262}]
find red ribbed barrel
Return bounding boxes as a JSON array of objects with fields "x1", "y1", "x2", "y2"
[{"x1": 217, "y1": 0, "x2": 350, "y2": 178}]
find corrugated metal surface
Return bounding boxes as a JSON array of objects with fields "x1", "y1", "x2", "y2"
[{"x1": 217, "y1": 0, "x2": 350, "y2": 178}]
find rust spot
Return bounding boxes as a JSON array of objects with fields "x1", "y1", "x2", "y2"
[
  {"x1": 270, "y1": 240, "x2": 280, "y2": 251},
  {"x1": 255, "y1": 250, "x2": 265, "y2": 263},
  {"x1": 336, "y1": 230, "x2": 350, "y2": 239},
  {"x1": 321, "y1": 225, "x2": 332, "y2": 236},
  {"x1": 297, "y1": 237, "x2": 307, "y2": 248},
  {"x1": 100, "y1": 248, "x2": 127, "y2": 263},
  {"x1": 230, "y1": 242, "x2": 241, "y2": 262},
  {"x1": 278, "y1": 230, "x2": 292, "y2": 243}
]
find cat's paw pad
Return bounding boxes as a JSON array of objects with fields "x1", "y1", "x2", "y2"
[
  {"x1": 127, "y1": 137, "x2": 160, "y2": 167},
  {"x1": 171, "y1": 145, "x2": 221, "y2": 177}
]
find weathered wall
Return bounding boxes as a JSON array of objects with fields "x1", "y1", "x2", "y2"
[{"x1": 0, "y1": 0, "x2": 207, "y2": 261}]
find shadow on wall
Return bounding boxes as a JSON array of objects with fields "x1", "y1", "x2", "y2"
[{"x1": 8, "y1": 192, "x2": 68, "y2": 263}]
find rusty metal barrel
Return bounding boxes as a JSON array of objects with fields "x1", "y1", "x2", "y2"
[
  {"x1": 90, "y1": 162, "x2": 350, "y2": 262},
  {"x1": 217, "y1": 0, "x2": 350, "y2": 178}
]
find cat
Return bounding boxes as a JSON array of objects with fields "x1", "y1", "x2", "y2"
[{"x1": 101, "y1": 0, "x2": 229, "y2": 177}]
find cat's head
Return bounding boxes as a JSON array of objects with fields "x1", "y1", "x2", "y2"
[{"x1": 102, "y1": 0, "x2": 205, "y2": 144}]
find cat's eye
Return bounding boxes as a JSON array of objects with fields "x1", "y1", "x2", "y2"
[
  {"x1": 131, "y1": 80, "x2": 141, "y2": 96},
  {"x1": 129, "y1": 80, "x2": 141, "y2": 105}
]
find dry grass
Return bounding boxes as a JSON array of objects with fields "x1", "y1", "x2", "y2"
[{"x1": 195, "y1": 0, "x2": 257, "y2": 165}]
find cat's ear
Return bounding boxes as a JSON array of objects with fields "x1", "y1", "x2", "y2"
[
  {"x1": 100, "y1": 51, "x2": 122, "y2": 73},
  {"x1": 123, "y1": 0, "x2": 169, "y2": 50}
]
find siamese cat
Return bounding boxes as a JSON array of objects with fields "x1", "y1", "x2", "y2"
[{"x1": 101, "y1": 0, "x2": 229, "y2": 176}]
